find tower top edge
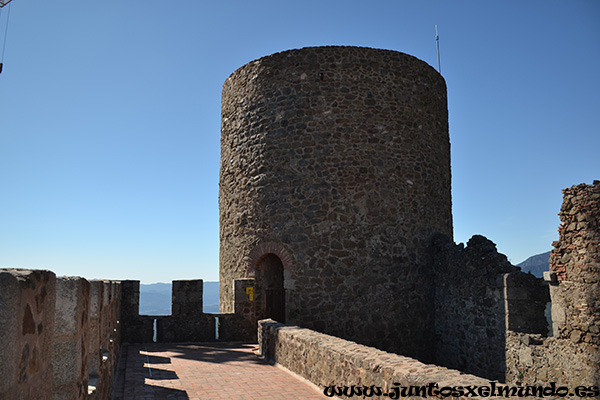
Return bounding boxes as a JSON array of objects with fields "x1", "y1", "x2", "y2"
[{"x1": 224, "y1": 45, "x2": 442, "y2": 85}]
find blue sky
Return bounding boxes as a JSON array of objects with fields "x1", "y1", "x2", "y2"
[{"x1": 0, "y1": 1, "x2": 598, "y2": 283}]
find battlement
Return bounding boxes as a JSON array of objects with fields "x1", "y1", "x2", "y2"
[
  {"x1": 119, "y1": 279, "x2": 255, "y2": 343},
  {"x1": 0, "y1": 271, "x2": 120, "y2": 400}
]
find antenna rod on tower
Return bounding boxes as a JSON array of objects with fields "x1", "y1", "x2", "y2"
[{"x1": 435, "y1": 25, "x2": 441, "y2": 74}]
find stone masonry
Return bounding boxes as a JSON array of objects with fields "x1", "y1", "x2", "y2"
[
  {"x1": 430, "y1": 235, "x2": 549, "y2": 382},
  {"x1": 0, "y1": 270, "x2": 121, "y2": 400},
  {"x1": 0, "y1": 269, "x2": 56, "y2": 400},
  {"x1": 549, "y1": 181, "x2": 600, "y2": 345},
  {"x1": 52, "y1": 277, "x2": 91, "y2": 400},
  {"x1": 259, "y1": 319, "x2": 510, "y2": 400},
  {"x1": 506, "y1": 181, "x2": 600, "y2": 386},
  {"x1": 220, "y1": 46, "x2": 452, "y2": 361},
  {"x1": 88, "y1": 280, "x2": 121, "y2": 400},
  {"x1": 119, "y1": 279, "x2": 255, "y2": 344}
]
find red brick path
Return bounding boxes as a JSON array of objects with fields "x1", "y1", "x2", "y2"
[{"x1": 112, "y1": 342, "x2": 330, "y2": 400}]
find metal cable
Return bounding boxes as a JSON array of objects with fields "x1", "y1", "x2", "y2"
[{"x1": 1, "y1": 2, "x2": 11, "y2": 62}]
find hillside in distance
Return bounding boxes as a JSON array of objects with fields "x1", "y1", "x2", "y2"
[
  {"x1": 139, "y1": 281, "x2": 220, "y2": 315},
  {"x1": 517, "y1": 251, "x2": 551, "y2": 278}
]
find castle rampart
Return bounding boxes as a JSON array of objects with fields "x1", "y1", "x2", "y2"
[
  {"x1": 119, "y1": 279, "x2": 255, "y2": 344},
  {"x1": 220, "y1": 46, "x2": 452, "y2": 360},
  {"x1": 0, "y1": 269, "x2": 56, "y2": 400},
  {"x1": 0, "y1": 270, "x2": 121, "y2": 400},
  {"x1": 52, "y1": 276, "x2": 91, "y2": 400},
  {"x1": 259, "y1": 319, "x2": 508, "y2": 400}
]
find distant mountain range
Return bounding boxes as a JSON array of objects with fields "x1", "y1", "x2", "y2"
[
  {"x1": 517, "y1": 251, "x2": 551, "y2": 278},
  {"x1": 139, "y1": 281, "x2": 219, "y2": 315}
]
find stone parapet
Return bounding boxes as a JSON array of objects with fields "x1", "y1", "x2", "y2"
[
  {"x1": 156, "y1": 315, "x2": 215, "y2": 342},
  {"x1": 258, "y1": 320, "x2": 509, "y2": 400},
  {"x1": 52, "y1": 276, "x2": 91, "y2": 400},
  {"x1": 0, "y1": 269, "x2": 56, "y2": 400},
  {"x1": 119, "y1": 280, "x2": 153, "y2": 343},
  {"x1": 0, "y1": 269, "x2": 122, "y2": 400},
  {"x1": 171, "y1": 280, "x2": 203, "y2": 318},
  {"x1": 88, "y1": 280, "x2": 121, "y2": 400},
  {"x1": 122, "y1": 278, "x2": 257, "y2": 343}
]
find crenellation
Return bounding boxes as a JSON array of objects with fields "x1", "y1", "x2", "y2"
[
  {"x1": 171, "y1": 279, "x2": 203, "y2": 318},
  {"x1": 116, "y1": 279, "x2": 255, "y2": 344}
]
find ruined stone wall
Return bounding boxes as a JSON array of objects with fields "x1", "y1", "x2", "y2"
[
  {"x1": 0, "y1": 269, "x2": 56, "y2": 400},
  {"x1": 506, "y1": 181, "x2": 600, "y2": 386},
  {"x1": 258, "y1": 319, "x2": 511, "y2": 400},
  {"x1": 504, "y1": 272, "x2": 550, "y2": 335},
  {"x1": 220, "y1": 46, "x2": 451, "y2": 360},
  {"x1": 431, "y1": 235, "x2": 513, "y2": 381},
  {"x1": 430, "y1": 235, "x2": 548, "y2": 382},
  {"x1": 549, "y1": 181, "x2": 599, "y2": 344}
]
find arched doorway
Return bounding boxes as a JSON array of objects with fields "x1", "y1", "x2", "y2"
[{"x1": 257, "y1": 254, "x2": 285, "y2": 323}]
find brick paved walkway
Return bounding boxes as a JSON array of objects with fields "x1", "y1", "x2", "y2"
[{"x1": 112, "y1": 342, "x2": 330, "y2": 400}]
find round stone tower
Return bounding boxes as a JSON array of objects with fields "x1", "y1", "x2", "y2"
[{"x1": 219, "y1": 46, "x2": 451, "y2": 360}]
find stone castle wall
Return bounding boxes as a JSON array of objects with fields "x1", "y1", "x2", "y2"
[
  {"x1": 220, "y1": 46, "x2": 452, "y2": 360},
  {"x1": 0, "y1": 270, "x2": 121, "y2": 400},
  {"x1": 258, "y1": 319, "x2": 510, "y2": 400},
  {"x1": 119, "y1": 279, "x2": 256, "y2": 344},
  {"x1": 506, "y1": 181, "x2": 600, "y2": 386},
  {"x1": 52, "y1": 277, "x2": 90, "y2": 400},
  {"x1": 0, "y1": 269, "x2": 56, "y2": 400},
  {"x1": 430, "y1": 235, "x2": 549, "y2": 382}
]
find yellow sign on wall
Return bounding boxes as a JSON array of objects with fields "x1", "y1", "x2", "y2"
[{"x1": 245, "y1": 286, "x2": 254, "y2": 301}]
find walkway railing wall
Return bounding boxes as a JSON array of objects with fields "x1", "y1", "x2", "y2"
[{"x1": 257, "y1": 319, "x2": 507, "y2": 400}]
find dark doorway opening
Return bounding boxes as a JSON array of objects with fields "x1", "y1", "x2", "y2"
[{"x1": 258, "y1": 254, "x2": 285, "y2": 323}]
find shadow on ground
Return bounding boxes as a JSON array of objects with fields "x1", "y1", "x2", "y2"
[
  {"x1": 112, "y1": 344, "x2": 190, "y2": 400},
  {"x1": 153, "y1": 342, "x2": 265, "y2": 365}
]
